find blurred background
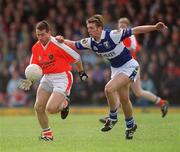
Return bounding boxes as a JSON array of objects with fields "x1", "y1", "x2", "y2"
[{"x1": 0, "y1": 0, "x2": 179, "y2": 108}]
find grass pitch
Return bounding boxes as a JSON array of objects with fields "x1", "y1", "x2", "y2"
[{"x1": 0, "y1": 112, "x2": 179, "y2": 152}]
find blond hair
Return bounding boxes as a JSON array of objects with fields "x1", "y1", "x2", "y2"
[{"x1": 86, "y1": 14, "x2": 104, "y2": 28}]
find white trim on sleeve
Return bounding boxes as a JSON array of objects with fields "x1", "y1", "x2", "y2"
[
  {"x1": 129, "y1": 35, "x2": 136, "y2": 51},
  {"x1": 110, "y1": 30, "x2": 123, "y2": 44},
  {"x1": 51, "y1": 37, "x2": 80, "y2": 61}
]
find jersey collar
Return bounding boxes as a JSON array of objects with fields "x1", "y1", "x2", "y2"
[
  {"x1": 92, "y1": 30, "x2": 106, "y2": 42},
  {"x1": 40, "y1": 36, "x2": 52, "y2": 50}
]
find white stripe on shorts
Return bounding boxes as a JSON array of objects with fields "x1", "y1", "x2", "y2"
[{"x1": 39, "y1": 71, "x2": 73, "y2": 96}]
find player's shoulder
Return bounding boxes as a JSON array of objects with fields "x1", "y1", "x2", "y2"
[
  {"x1": 32, "y1": 41, "x2": 40, "y2": 52},
  {"x1": 50, "y1": 36, "x2": 60, "y2": 45},
  {"x1": 50, "y1": 36, "x2": 73, "y2": 51},
  {"x1": 32, "y1": 41, "x2": 40, "y2": 47},
  {"x1": 110, "y1": 29, "x2": 123, "y2": 35},
  {"x1": 109, "y1": 29, "x2": 124, "y2": 43},
  {"x1": 50, "y1": 36, "x2": 65, "y2": 48},
  {"x1": 109, "y1": 29, "x2": 123, "y2": 39}
]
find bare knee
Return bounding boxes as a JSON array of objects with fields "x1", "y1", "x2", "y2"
[
  {"x1": 34, "y1": 102, "x2": 45, "y2": 113},
  {"x1": 133, "y1": 89, "x2": 143, "y2": 98},
  {"x1": 46, "y1": 105, "x2": 57, "y2": 114},
  {"x1": 104, "y1": 84, "x2": 114, "y2": 94}
]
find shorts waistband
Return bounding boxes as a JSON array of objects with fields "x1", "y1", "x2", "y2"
[{"x1": 44, "y1": 71, "x2": 71, "y2": 76}]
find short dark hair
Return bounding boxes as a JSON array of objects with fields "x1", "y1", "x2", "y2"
[
  {"x1": 36, "y1": 20, "x2": 50, "y2": 32},
  {"x1": 86, "y1": 14, "x2": 104, "y2": 28}
]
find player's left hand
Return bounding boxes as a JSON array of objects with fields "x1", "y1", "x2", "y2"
[
  {"x1": 55, "y1": 35, "x2": 64, "y2": 43},
  {"x1": 155, "y1": 22, "x2": 168, "y2": 32},
  {"x1": 19, "y1": 79, "x2": 33, "y2": 91},
  {"x1": 79, "y1": 71, "x2": 88, "y2": 81}
]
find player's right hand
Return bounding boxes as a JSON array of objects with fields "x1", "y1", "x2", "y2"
[
  {"x1": 155, "y1": 22, "x2": 168, "y2": 32},
  {"x1": 55, "y1": 35, "x2": 64, "y2": 43},
  {"x1": 19, "y1": 79, "x2": 33, "y2": 91},
  {"x1": 79, "y1": 71, "x2": 88, "y2": 81}
]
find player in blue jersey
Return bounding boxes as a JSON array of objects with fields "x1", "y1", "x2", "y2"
[
  {"x1": 99, "y1": 17, "x2": 169, "y2": 125},
  {"x1": 56, "y1": 14, "x2": 167, "y2": 139}
]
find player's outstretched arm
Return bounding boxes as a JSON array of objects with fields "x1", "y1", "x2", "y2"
[
  {"x1": 75, "y1": 60, "x2": 88, "y2": 81},
  {"x1": 56, "y1": 35, "x2": 77, "y2": 50},
  {"x1": 132, "y1": 22, "x2": 168, "y2": 35}
]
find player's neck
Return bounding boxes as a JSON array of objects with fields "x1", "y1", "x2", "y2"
[
  {"x1": 94, "y1": 33, "x2": 101, "y2": 42},
  {"x1": 94, "y1": 30, "x2": 103, "y2": 42},
  {"x1": 41, "y1": 38, "x2": 50, "y2": 46}
]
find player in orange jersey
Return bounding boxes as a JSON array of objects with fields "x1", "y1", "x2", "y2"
[
  {"x1": 19, "y1": 20, "x2": 88, "y2": 141},
  {"x1": 99, "y1": 17, "x2": 168, "y2": 124}
]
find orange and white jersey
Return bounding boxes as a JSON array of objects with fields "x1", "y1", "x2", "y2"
[
  {"x1": 30, "y1": 36, "x2": 80, "y2": 74},
  {"x1": 123, "y1": 35, "x2": 140, "y2": 60}
]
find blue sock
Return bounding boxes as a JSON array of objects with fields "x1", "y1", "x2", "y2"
[
  {"x1": 125, "y1": 117, "x2": 134, "y2": 129},
  {"x1": 109, "y1": 109, "x2": 118, "y2": 121}
]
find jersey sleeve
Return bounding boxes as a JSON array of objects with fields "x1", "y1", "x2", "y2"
[
  {"x1": 30, "y1": 47, "x2": 38, "y2": 64},
  {"x1": 75, "y1": 38, "x2": 91, "y2": 50},
  {"x1": 60, "y1": 43, "x2": 80, "y2": 61},
  {"x1": 110, "y1": 28, "x2": 132, "y2": 44},
  {"x1": 123, "y1": 35, "x2": 141, "y2": 53},
  {"x1": 51, "y1": 37, "x2": 80, "y2": 61},
  {"x1": 129, "y1": 35, "x2": 137, "y2": 51},
  {"x1": 62, "y1": 50, "x2": 79, "y2": 63},
  {"x1": 128, "y1": 35, "x2": 140, "y2": 52}
]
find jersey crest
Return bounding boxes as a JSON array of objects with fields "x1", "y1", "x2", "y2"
[
  {"x1": 49, "y1": 53, "x2": 54, "y2": 60},
  {"x1": 93, "y1": 46, "x2": 98, "y2": 51},
  {"x1": 103, "y1": 41, "x2": 111, "y2": 49}
]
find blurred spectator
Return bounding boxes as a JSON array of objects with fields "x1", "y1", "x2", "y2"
[{"x1": 6, "y1": 70, "x2": 27, "y2": 107}]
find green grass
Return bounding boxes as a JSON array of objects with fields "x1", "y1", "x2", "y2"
[{"x1": 0, "y1": 113, "x2": 180, "y2": 152}]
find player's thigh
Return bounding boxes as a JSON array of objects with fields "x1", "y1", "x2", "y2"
[
  {"x1": 46, "y1": 92, "x2": 65, "y2": 110},
  {"x1": 131, "y1": 73, "x2": 142, "y2": 94},
  {"x1": 35, "y1": 86, "x2": 51, "y2": 110},
  {"x1": 105, "y1": 73, "x2": 131, "y2": 92}
]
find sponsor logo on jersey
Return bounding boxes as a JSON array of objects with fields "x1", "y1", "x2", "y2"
[{"x1": 96, "y1": 51, "x2": 116, "y2": 59}]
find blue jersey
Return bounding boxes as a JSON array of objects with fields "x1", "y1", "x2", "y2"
[{"x1": 75, "y1": 29, "x2": 133, "y2": 68}]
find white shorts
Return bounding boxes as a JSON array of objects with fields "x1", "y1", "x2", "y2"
[
  {"x1": 111, "y1": 59, "x2": 139, "y2": 82},
  {"x1": 39, "y1": 71, "x2": 73, "y2": 96}
]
